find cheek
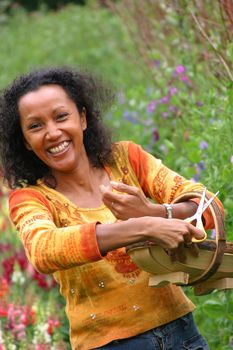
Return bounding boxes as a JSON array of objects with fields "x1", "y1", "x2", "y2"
[
  {"x1": 24, "y1": 139, "x2": 32, "y2": 151},
  {"x1": 23, "y1": 134, "x2": 41, "y2": 153}
]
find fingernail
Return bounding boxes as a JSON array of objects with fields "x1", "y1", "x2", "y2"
[{"x1": 110, "y1": 181, "x2": 118, "y2": 186}]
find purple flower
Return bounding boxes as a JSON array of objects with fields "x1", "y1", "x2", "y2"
[
  {"x1": 144, "y1": 118, "x2": 154, "y2": 126},
  {"x1": 199, "y1": 141, "x2": 208, "y2": 150},
  {"x1": 195, "y1": 161, "x2": 205, "y2": 177},
  {"x1": 123, "y1": 111, "x2": 138, "y2": 124},
  {"x1": 168, "y1": 105, "x2": 178, "y2": 114},
  {"x1": 153, "y1": 60, "x2": 161, "y2": 67},
  {"x1": 210, "y1": 229, "x2": 216, "y2": 239},
  {"x1": 174, "y1": 65, "x2": 186, "y2": 75},
  {"x1": 196, "y1": 101, "x2": 203, "y2": 107},
  {"x1": 152, "y1": 127, "x2": 160, "y2": 142},
  {"x1": 161, "y1": 112, "x2": 169, "y2": 118},
  {"x1": 147, "y1": 100, "x2": 157, "y2": 113},
  {"x1": 197, "y1": 160, "x2": 205, "y2": 171},
  {"x1": 159, "y1": 96, "x2": 170, "y2": 104},
  {"x1": 190, "y1": 174, "x2": 200, "y2": 183},
  {"x1": 168, "y1": 87, "x2": 178, "y2": 96}
]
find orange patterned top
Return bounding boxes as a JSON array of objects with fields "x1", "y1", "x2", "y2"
[{"x1": 9, "y1": 141, "x2": 222, "y2": 350}]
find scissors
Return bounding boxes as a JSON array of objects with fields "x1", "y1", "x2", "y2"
[{"x1": 184, "y1": 188, "x2": 219, "y2": 243}]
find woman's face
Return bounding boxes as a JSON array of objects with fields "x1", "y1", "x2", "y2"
[{"x1": 19, "y1": 84, "x2": 87, "y2": 175}]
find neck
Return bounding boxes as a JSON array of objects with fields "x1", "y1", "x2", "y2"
[
  {"x1": 53, "y1": 159, "x2": 99, "y2": 191},
  {"x1": 47, "y1": 161, "x2": 110, "y2": 208}
]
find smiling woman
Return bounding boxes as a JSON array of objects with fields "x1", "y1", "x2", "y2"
[
  {"x1": 0, "y1": 67, "x2": 113, "y2": 189},
  {"x1": 0, "y1": 66, "x2": 222, "y2": 350}
]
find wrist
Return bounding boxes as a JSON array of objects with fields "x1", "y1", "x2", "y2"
[{"x1": 163, "y1": 203, "x2": 173, "y2": 219}]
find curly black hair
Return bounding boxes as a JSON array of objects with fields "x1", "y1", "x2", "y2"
[{"x1": 0, "y1": 66, "x2": 115, "y2": 188}]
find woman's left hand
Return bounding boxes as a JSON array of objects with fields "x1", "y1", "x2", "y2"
[{"x1": 100, "y1": 181, "x2": 153, "y2": 220}]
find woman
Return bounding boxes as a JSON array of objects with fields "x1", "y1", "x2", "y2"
[{"x1": 0, "y1": 67, "x2": 222, "y2": 349}]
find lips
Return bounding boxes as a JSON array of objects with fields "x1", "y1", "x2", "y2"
[{"x1": 47, "y1": 141, "x2": 70, "y2": 154}]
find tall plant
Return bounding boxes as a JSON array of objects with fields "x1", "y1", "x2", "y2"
[{"x1": 104, "y1": 0, "x2": 233, "y2": 234}]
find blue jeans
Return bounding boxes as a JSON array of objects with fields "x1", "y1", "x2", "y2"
[{"x1": 94, "y1": 313, "x2": 209, "y2": 349}]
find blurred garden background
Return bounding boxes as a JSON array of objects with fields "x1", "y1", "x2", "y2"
[{"x1": 0, "y1": 0, "x2": 233, "y2": 348}]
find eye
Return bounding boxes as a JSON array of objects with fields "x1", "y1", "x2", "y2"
[
  {"x1": 28, "y1": 122, "x2": 41, "y2": 131},
  {"x1": 56, "y1": 113, "x2": 68, "y2": 121}
]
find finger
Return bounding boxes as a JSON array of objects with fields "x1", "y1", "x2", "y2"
[
  {"x1": 110, "y1": 181, "x2": 140, "y2": 195},
  {"x1": 99, "y1": 185, "x2": 124, "y2": 203},
  {"x1": 102, "y1": 191, "x2": 129, "y2": 206},
  {"x1": 190, "y1": 224, "x2": 206, "y2": 241}
]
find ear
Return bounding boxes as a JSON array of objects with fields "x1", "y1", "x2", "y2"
[{"x1": 81, "y1": 108, "x2": 87, "y2": 131}]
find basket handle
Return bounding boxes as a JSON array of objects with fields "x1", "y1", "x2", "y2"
[{"x1": 172, "y1": 191, "x2": 226, "y2": 285}]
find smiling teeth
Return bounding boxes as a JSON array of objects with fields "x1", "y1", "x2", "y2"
[{"x1": 49, "y1": 141, "x2": 69, "y2": 154}]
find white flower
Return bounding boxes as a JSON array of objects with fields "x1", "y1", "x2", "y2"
[
  {"x1": 11, "y1": 270, "x2": 26, "y2": 285},
  {"x1": 32, "y1": 323, "x2": 52, "y2": 344},
  {"x1": 8, "y1": 345, "x2": 16, "y2": 350}
]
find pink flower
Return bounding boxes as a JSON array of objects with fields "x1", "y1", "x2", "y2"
[
  {"x1": 0, "y1": 304, "x2": 7, "y2": 317},
  {"x1": 161, "y1": 112, "x2": 169, "y2": 118},
  {"x1": 168, "y1": 87, "x2": 177, "y2": 96},
  {"x1": 180, "y1": 75, "x2": 189, "y2": 83},
  {"x1": 47, "y1": 316, "x2": 60, "y2": 335},
  {"x1": 174, "y1": 65, "x2": 186, "y2": 75},
  {"x1": 0, "y1": 243, "x2": 12, "y2": 253},
  {"x1": 147, "y1": 100, "x2": 157, "y2": 113}
]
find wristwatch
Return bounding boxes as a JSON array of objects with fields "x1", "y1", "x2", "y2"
[{"x1": 163, "y1": 203, "x2": 173, "y2": 219}]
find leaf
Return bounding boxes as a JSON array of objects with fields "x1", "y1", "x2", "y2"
[{"x1": 202, "y1": 300, "x2": 225, "y2": 318}]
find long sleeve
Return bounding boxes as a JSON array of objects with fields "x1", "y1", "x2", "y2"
[
  {"x1": 127, "y1": 141, "x2": 224, "y2": 229},
  {"x1": 9, "y1": 189, "x2": 103, "y2": 274}
]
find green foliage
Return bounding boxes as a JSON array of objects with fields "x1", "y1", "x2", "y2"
[
  {"x1": 0, "y1": 3, "x2": 145, "y2": 90},
  {"x1": 187, "y1": 289, "x2": 233, "y2": 350}
]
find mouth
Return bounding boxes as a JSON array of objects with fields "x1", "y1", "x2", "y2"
[{"x1": 47, "y1": 141, "x2": 70, "y2": 154}]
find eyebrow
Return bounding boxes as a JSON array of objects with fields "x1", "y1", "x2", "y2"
[{"x1": 23, "y1": 105, "x2": 69, "y2": 120}]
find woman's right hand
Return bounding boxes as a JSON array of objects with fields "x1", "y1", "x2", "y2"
[
  {"x1": 145, "y1": 217, "x2": 204, "y2": 248},
  {"x1": 143, "y1": 216, "x2": 205, "y2": 262}
]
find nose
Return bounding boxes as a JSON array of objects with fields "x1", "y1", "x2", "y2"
[{"x1": 45, "y1": 121, "x2": 62, "y2": 140}]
